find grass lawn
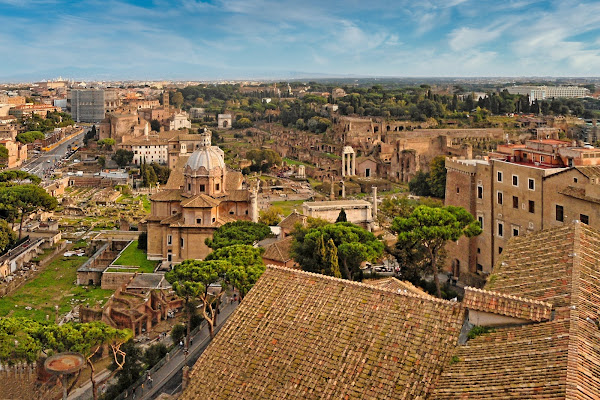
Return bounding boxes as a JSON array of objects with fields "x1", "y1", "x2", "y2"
[
  {"x1": 0, "y1": 255, "x2": 114, "y2": 321},
  {"x1": 113, "y1": 240, "x2": 158, "y2": 273},
  {"x1": 271, "y1": 200, "x2": 305, "y2": 216}
]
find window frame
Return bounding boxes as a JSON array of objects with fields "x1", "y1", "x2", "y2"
[
  {"x1": 528, "y1": 178, "x2": 535, "y2": 191},
  {"x1": 512, "y1": 174, "x2": 519, "y2": 187}
]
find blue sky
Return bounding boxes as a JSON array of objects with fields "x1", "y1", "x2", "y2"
[{"x1": 1, "y1": 0, "x2": 600, "y2": 81}]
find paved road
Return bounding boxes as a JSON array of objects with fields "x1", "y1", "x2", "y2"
[
  {"x1": 21, "y1": 129, "x2": 87, "y2": 178},
  {"x1": 138, "y1": 301, "x2": 239, "y2": 399}
]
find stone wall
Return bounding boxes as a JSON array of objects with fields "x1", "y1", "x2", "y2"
[{"x1": 101, "y1": 271, "x2": 136, "y2": 290}]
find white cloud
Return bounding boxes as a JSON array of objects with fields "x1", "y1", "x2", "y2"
[{"x1": 448, "y1": 27, "x2": 503, "y2": 51}]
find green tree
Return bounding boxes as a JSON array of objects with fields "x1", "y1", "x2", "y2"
[
  {"x1": 246, "y1": 148, "x2": 282, "y2": 172},
  {"x1": 0, "y1": 184, "x2": 58, "y2": 239},
  {"x1": 165, "y1": 259, "x2": 230, "y2": 339},
  {"x1": 408, "y1": 171, "x2": 432, "y2": 196},
  {"x1": 335, "y1": 208, "x2": 347, "y2": 223},
  {"x1": 292, "y1": 222, "x2": 383, "y2": 281},
  {"x1": 233, "y1": 117, "x2": 253, "y2": 129},
  {"x1": 112, "y1": 149, "x2": 134, "y2": 168},
  {"x1": 0, "y1": 170, "x2": 41, "y2": 185},
  {"x1": 98, "y1": 155, "x2": 106, "y2": 168},
  {"x1": 97, "y1": 138, "x2": 116, "y2": 151},
  {"x1": 427, "y1": 156, "x2": 447, "y2": 198},
  {"x1": 258, "y1": 206, "x2": 283, "y2": 226},
  {"x1": 0, "y1": 219, "x2": 17, "y2": 254},
  {"x1": 391, "y1": 205, "x2": 482, "y2": 298},
  {"x1": 0, "y1": 318, "x2": 130, "y2": 400},
  {"x1": 137, "y1": 231, "x2": 147, "y2": 250},
  {"x1": 143, "y1": 343, "x2": 168, "y2": 368},
  {"x1": 16, "y1": 131, "x2": 44, "y2": 144},
  {"x1": 171, "y1": 323, "x2": 186, "y2": 345},
  {"x1": 205, "y1": 244, "x2": 265, "y2": 300},
  {"x1": 150, "y1": 119, "x2": 161, "y2": 132},
  {"x1": 323, "y1": 238, "x2": 341, "y2": 278},
  {"x1": 0, "y1": 145, "x2": 7, "y2": 162},
  {"x1": 171, "y1": 91, "x2": 184, "y2": 108},
  {"x1": 205, "y1": 221, "x2": 273, "y2": 250}
]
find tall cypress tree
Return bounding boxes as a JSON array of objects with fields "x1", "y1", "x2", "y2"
[
  {"x1": 325, "y1": 239, "x2": 342, "y2": 279},
  {"x1": 336, "y1": 208, "x2": 347, "y2": 223}
]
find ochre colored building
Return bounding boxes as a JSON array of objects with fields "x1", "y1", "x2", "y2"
[{"x1": 146, "y1": 130, "x2": 257, "y2": 265}]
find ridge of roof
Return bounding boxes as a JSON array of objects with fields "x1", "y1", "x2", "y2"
[
  {"x1": 463, "y1": 286, "x2": 553, "y2": 322},
  {"x1": 265, "y1": 264, "x2": 461, "y2": 306}
]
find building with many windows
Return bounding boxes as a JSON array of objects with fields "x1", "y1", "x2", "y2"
[
  {"x1": 504, "y1": 85, "x2": 590, "y2": 102},
  {"x1": 445, "y1": 139, "x2": 600, "y2": 277}
]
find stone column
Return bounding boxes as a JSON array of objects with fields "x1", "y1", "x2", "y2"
[
  {"x1": 352, "y1": 152, "x2": 356, "y2": 176},
  {"x1": 341, "y1": 181, "x2": 345, "y2": 198},
  {"x1": 372, "y1": 186, "x2": 378, "y2": 219},
  {"x1": 330, "y1": 176, "x2": 335, "y2": 200},
  {"x1": 346, "y1": 155, "x2": 351, "y2": 177},
  {"x1": 250, "y1": 189, "x2": 258, "y2": 223},
  {"x1": 341, "y1": 152, "x2": 346, "y2": 177}
]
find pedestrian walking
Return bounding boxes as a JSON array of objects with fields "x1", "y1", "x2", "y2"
[{"x1": 190, "y1": 337, "x2": 193, "y2": 346}]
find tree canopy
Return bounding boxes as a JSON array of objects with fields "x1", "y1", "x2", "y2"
[
  {"x1": 205, "y1": 221, "x2": 273, "y2": 250},
  {"x1": 0, "y1": 184, "x2": 58, "y2": 238},
  {"x1": 206, "y1": 244, "x2": 265, "y2": 299},
  {"x1": 391, "y1": 205, "x2": 481, "y2": 297},
  {"x1": 16, "y1": 131, "x2": 44, "y2": 144},
  {"x1": 258, "y1": 206, "x2": 283, "y2": 226},
  {"x1": 0, "y1": 318, "x2": 130, "y2": 399},
  {"x1": 408, "y1": 156, "x2": 447, "y2": 198},
  {"x1": 165, "y1": 259, "x2": 231, "y2": 338},
  {"x1": 246, "y1": 148, "x2": 282, "y2": 172},
  {"x1": 112, "y1": 149, "x2": 134, "y2": 168},
  {"x1": 292, "y1": 222, "x2": 383, "y2": 280}
]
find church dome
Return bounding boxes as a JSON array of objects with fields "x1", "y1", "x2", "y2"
[
  {"x1": 184, "y1": 129, "x2": 225, "y2": 175},
  {"x1": 185, "y1": 147, "x2": 225, "y2": 172}
]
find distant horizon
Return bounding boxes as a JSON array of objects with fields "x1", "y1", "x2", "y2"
[
  {"x1": 2, "y1": 1, "x2": 600, "y2": 81},
  {"x1": 3, "y1": 75, "x2": 600, "y2": 85}
]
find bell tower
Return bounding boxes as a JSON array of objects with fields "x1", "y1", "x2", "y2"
[{"x1": 162, "y1": 91, "x2": 169, "y2": 109}]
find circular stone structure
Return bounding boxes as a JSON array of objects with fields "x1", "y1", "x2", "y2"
[{"x1": 44, "y1": 352, "x2": 86, "y2": 375}]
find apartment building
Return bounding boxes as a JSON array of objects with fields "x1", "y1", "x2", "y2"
[
  {"x1": 504, "y1": 85, "x2": 590, "y2": 102},
  {"x1": 445, "y1": 139, "x2": 600, "y2": 277}
]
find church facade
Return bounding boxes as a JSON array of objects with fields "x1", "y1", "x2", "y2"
[{"x1": 146, "y1": 130, "x2": 258, "y2": 265}]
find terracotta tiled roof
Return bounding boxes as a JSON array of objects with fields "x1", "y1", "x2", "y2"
[
  {"x1": 574, "y1": 165, "x2": 600, "y2": 178},
  {"x1": 558, "y1": 186, "x2": 600, "y2": 204},
  {"x1": 225, "y1": 170, "x2": 244, "y2": 191},
  {"x1": 221, "y1": 189, "x2": 249, "y2": 202},
  {"x1": 180, "y1": 266, "x2": 465, "y2": 400},
  {"x1": 278, "y1": 210, "x2": 307, "y2": 231},
  {"x1": 150, "y1": 189, "x2": 185, "y2": 202},
  {"x1": 180, "y1": 194, "x2": 221, "y2": 208},
  {"x1": 366, "y1": 277, "x2": 433, "y2": 299},
  {"x1": 164, "y1": 155, "x2": 190, "y2": 189},
  {"x1": 434, "y1": 319, "x2": 571, "y2": 399},
  {"x1": 434, "y1": 223, "x2": 600, "y2": 400},
  {"x1": 262, "y1": 237, "x2": 294, "y2": 263},
  {"x1": 463, "y1": 286, "x2": 552, "y2": 322}
]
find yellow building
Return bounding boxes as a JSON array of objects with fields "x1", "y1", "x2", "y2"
[{"x1": 146, "y1": 130, "x2": 257, "y2": 265}]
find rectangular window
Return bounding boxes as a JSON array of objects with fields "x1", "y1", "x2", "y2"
[
  {"x1": 512, "y1": 175, "x2": 519, "y2": 186},
  {"x1": 497, "y1": 191, "x2": 503, "y2": 205},
  {"x1": 528, "y1": 178, "x2": 535, "y2": 190},
  {"x1": 574, "y1": 177, "x2": 578, "y2": 183},
  {"x1": 167, "y1": 235, "x2": 172, "y2": 245},
  {"x1": 498, "y1": 222, "x2": 504, "y2": 238},
  {"x1": 499, "y1": 247, "x2": 503, "y2": 254},
  {"x1": 529, "y1": 200, "x2": 535, "y2": 213},
  {"x1": 541, "y1": 156, "x2": 545, "y2": 162},
  {"x1": 556, "y1": 205, "x2": 564, "y2": 222},
  {"x1": 580, "y1": 214, "x2": 589, "y2": 225},
  {"x1": 196, "y1": 218, "x2": 201, "y2": 224},
  {"x1": 180, "y1": 238, "x2": 184, "y2": 248},
  {"x1": 513, "y1": 196, "x2": 519, "y2": 209},
  {"x1": 497, "y1": 171, "x2": 503, "y2": 182},
  {"x1": 513, "y1": 227, "x2": 519, "y2": 237},
  {"x1": 477, "y1": 185, "x2": 483, "y2": 199},
  {"x1": 456, "y1": 186, "x2": 460, "y2": 194},
  {"x1": 478, "y1": 216, "x2": 483, "y2": 229},
  {"x1": 200, "y1": 184, "x2": 205, "y2": 192},
  {"x1": 216, "y1": 183, "x2": 220, "y2": 191}
]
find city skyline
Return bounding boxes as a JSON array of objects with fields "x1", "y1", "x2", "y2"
[{"x1": 1, "y1": 0, "x2": 600, "y2": 81}]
